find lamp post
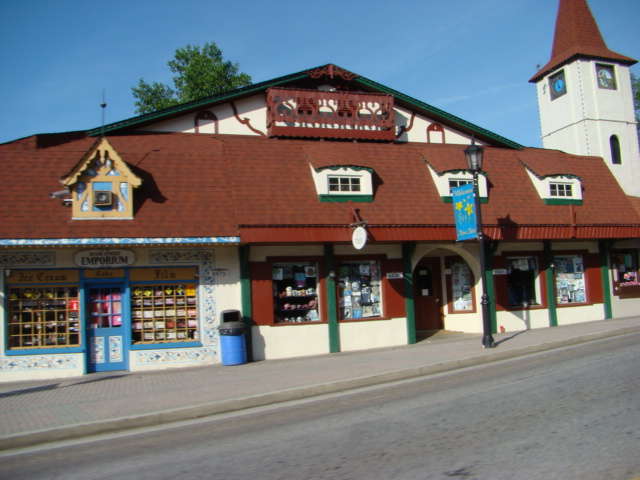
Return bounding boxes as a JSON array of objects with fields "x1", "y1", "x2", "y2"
[{"x1": 464, "y1": 142, "x2": 495, "y2": 349}]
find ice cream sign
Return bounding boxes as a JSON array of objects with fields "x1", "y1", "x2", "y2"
[{"x1": 75, "y1": 249, "x2": 136, "y2": 268}]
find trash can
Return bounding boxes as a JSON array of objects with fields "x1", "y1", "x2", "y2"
[{"x1": 219, "y1": 310, "x2": 247, "y2": 366}]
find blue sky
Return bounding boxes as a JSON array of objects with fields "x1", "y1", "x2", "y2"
[{"x1": 1, "y1": 0, "x2": 638, "y2": 147}]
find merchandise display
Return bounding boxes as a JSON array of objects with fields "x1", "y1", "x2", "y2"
[
  {"x1": 7, "y1": 286, "x2": 80, "y2": 348},
  {"x1": 553, "y1": 255, "x2": 586, "y2": 304},
  {"x1": 338, "y1": 260, "x2": 381, "y2": 319},
  {"x1": 131, "y1": 284, "x2": 198, "y2": 342},
  {"x1": 450, "y1": 261, "x2": 473, "y2": 311},
  {"x1": 272, "y1": 263, "x2": 320, "y2": 324}
]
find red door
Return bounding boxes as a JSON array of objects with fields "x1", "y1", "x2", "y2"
[{"x1": 413, "y1": 258, "x2": 443, "y2": 332}]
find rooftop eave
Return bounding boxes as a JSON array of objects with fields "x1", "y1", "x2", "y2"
[
  {"x1": 353, "y1": 76, "x2": 523, "y2": 150},
  {"x1": 529, "y1": 52, "x2": 638, "y2": 83}
]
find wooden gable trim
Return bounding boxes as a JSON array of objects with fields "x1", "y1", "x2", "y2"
[{"x1": 60, "y1": 137, "x2": 142, "y2": 220}]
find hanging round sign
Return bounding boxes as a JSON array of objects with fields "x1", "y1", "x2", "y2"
[{"x1": 352, "y1": 226, "x2": 367, "y2": 250}]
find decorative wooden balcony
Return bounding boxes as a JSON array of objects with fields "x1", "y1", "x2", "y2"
[{"x1": 266, "y1": 88, "x2": 396, "y2": 141}]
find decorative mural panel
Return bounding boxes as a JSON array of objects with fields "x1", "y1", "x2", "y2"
[
  {"x1": 109, "y1": 336, "x2": 123, "y2": 362},
  {"x1": 0, "y1": 252, "x2": 55, "y2": 267},
  {"x1": 135, "y1": 347, "x2": 217, "y2": 365},
  {"x1": 0, "y1": 354, "x2": 79, "y2": 371},
  {"x1": 91, "y1": 337, "x2": 105, "y2": 364}
]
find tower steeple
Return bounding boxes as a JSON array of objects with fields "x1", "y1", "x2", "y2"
[
  {"x1": 530, "y1": 0, "x2": 640, "y2": 197},
  {"x1": 530, "y1": 0, "x2": 636, "y2": 83}
]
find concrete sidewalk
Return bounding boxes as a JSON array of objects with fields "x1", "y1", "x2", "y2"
[{"x1": 1, "y1": 316, "x2": 639, "y2": 451}]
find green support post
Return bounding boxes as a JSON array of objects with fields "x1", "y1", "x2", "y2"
[
  {"x1": 544, "y1": 242, "x2": 558, "y2": 327},
  {"x1": 239, "y1": 245, "x2": 253, "y2": 362},
  {"x1": 324, "y1": 244, "x2": 340, "y2": 353},
  {"x1": 599, "y1": 240, "x2": 613, "y2": 319},
  {"x1": 403, "y1": 242, "x2": 417, "y2": 344}
]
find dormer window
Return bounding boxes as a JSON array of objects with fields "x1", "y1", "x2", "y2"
[
  {"x1": 60, "y1": 138, "x2": 142, "y2": 219},
  {"x1": 329, "y1": 176, "x2": 361, "y2": 193},
  {"x1": 449, "y1": 178, "x2": 471, "y2": 194},
  {"x1": 425, "y1": 161, "x2": 487, "y2": 203},
  {"x1": 522, "y1": 162, "x2": 582, "y2": 205},
  {"x1": 550, "y1": 182, "x2": 573, "y2": 197},
  {"x1": 312, "y1": 165, "x2": 374, "y2": 203}
]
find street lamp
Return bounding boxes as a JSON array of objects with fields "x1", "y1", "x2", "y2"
[{"x1": 464, "y1": 142, "x2": 495, "y2": 349}]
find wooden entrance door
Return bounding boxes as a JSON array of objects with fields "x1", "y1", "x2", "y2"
[{"x1": 413, "y1": 258, "x2": 443, "y2": 332}]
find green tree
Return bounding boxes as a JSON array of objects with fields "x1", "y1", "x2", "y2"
[{"x1": 132, "y1": 42, "x2": 252, "y2": 115}]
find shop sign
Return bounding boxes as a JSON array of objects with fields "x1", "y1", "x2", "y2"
[
  {"x1": 75, "y1": 249, "x2": 136, "y2": 268},
  {"x1": 493, "y1": 268, "x2": 507, "y2": 275},
  {"x1": 352, "y1": 226, "x2": 368, "y2": 250},
  {"x1": 84, "y1": 269, "x2": 126, "y2": 279},
  {"x1": 130, "y1": 267, "x2": 198, "y2": 282},
  {"x1": 386, "y1": 272, "x2": 404, "y2": 279},
  {"x1": 7, "y1": 269, "x2": 79, "y2": 284}
]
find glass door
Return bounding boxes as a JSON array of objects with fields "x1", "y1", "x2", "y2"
[{"x1": 86, "y1": 285, "x2": 128, "y2": 372}]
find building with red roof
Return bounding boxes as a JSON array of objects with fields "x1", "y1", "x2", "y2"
[{"x1": 1, "y1": 0, "x2": 639, "y2": 380}]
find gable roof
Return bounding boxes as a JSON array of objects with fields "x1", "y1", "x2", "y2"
[
  {"x1": 530, "y1": 0, "x2": 637, "y2": 83},
  {"x1": 87, "y1": 64, "x2": 523, "y2": 150},
  {"x1": 60, "y1": 136, "x2": 142, "y2": 188}
]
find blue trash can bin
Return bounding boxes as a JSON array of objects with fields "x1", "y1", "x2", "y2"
[{"x1": 219, "y1": 319, "x2": 247, "y2": 366}]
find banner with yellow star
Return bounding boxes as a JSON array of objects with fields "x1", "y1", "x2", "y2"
[{"x1": 452, "y1": 184, "x2": 477, "y2": 241}]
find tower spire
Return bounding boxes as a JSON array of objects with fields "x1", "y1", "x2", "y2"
[{"x1": 530, "y1": 0, "x2": 636, "y2": 83}]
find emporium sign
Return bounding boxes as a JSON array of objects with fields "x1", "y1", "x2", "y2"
[{"x1": 75, "y1": 249, "x2": 136, "y2": 268}]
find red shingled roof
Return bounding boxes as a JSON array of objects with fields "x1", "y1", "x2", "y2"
[
  {"x1": 0, "y1": 133, "x2": 239, "y2": 241},
  {"x1": 530, "y1": 0, "x2": 636, "y2": 83},
  {"x1": 1, "y1": 133, "x2": 639, "y2": 244}
]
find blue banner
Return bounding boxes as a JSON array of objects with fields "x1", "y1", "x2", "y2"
[{"x1": 452, "y1": 184, "x2": 477, "y2": 241}]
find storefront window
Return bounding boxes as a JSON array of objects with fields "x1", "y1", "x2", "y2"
[
  {"x1": 272, "y1": 263, "x2": 319, "y2": 324},
  {"x1": 507, "y1": 257, "x2": 540, "y2": 307},
  {"x1": 611, "y1": 250, "x2": 639, "y2": 286},
  {"x1": 450, "y1": 260, "x2": 474, "y2": 311},
  {"x1": 610, "y1": 249, "x2": 640, "y2": 299},
  {"x1": 553, "y1": 255, "x2": 586, "y2": 304},
  {"x1": 7, "y1": 286, "x2": 80, "y2": 349},
  {"x1": 131, "y1": 283, "x2": 198, "y2": 343},
  {"x1": 338, "y1": 260, "x2": 382, "y2": 320}
]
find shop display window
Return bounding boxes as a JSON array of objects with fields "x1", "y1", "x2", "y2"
[
  {"x1": 272, "y1": 263, "x2": 320, "y2": 324},
  {"x1": 131, "y1": 284, "x2": 198, "y2": 343},
  {"x1": 553, "y1": 255, "x2": 586, "y2": 304},
  {"x1": 450, "y1": 260, "x2": 474, "y2": 311},
  {"x1": 507, "y1": 257, "x2": 540, "y2": 307},
  {"x1": 7, "y1": 286, "x2": 80, "y2": 349},
  {"x1": 338, "y1": 260, "x2": 382, "y2": 320},
  {"x1": 610, "y1": 249, "x2": 640, "y2": 298}
]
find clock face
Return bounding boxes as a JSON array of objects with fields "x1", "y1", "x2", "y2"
[
  {"x1": 597, "y1": 65, "x2": 616, "y2": 89},
  {"x1": 549, "y1": 71, "x2": 567, "y2": 100}
]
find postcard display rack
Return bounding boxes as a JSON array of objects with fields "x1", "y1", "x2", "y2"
[
  {"x1": 273, "y1": 263, "x2": 320, "y2": 324},
  {"x1": 131, "y1": 284, "x2": 198, "y2": 343},
  {"x1": 553, "y1": 255, "x2": 586, "y2": 304},
  {"x1": 8, "y1": 286, "x2": 81, "y2": 348},
  {"x1": 451, "y1": 261, "x2": 473, "y2": 311},
  {"x1": 338, "y1": 261, "x2": 381, "y2": 319}
]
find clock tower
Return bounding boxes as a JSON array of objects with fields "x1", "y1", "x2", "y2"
[{"x1": 530, "y1": 0, "x2": 640, "y2": 197}]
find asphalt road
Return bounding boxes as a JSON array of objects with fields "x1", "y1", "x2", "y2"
[{"x1": 1, "y1": 334, "x2": 639, "y2": 480}]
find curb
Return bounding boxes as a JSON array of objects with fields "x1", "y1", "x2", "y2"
[{"x1": 1, "y1": 325, "x2": 639, "y2": 451}]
